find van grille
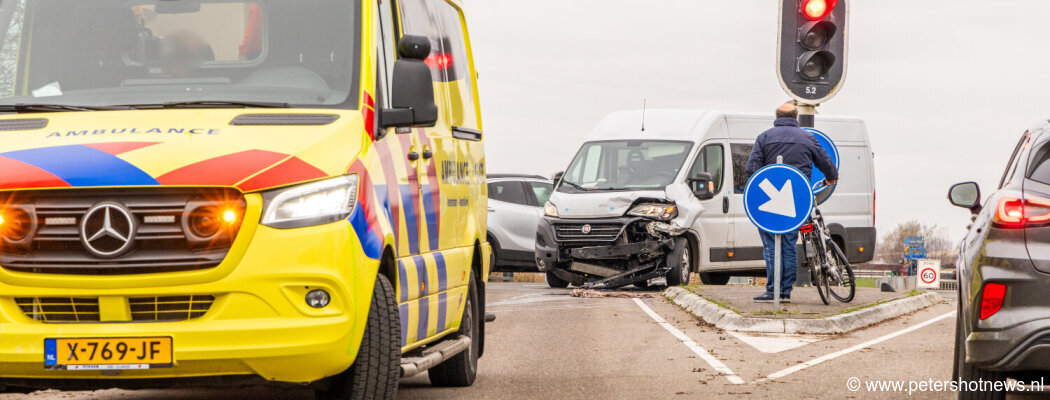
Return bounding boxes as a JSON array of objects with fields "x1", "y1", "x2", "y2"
[
  {"x1": 0, "y1": 188, "x2": 243, "y2": 275},
  {"x1": 129, "y1": 295, "x2": 215, "y2": 322},
  {"x1": 553, "y1": 223, "x2": 623, "y2": 242},
  {"x1": 15, "y1": 297, "x2": 100, "y2": 322}
]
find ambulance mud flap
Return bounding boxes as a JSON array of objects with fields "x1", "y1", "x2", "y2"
[{"x1": 399, "y1": 335, "x2": 472, "y2": 378}]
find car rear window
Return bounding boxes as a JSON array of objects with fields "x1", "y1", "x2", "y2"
[{"x1": 488, "y1": 181, "x2": 529, "y2": 206}]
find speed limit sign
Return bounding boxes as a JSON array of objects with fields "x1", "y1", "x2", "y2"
[{"x1": 916, "y1": 260, "x2": 941, "y2": 289}]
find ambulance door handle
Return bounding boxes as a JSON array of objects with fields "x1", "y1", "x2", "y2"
[
  {"x1": 722, "y1": 196, "x2": 729, "y2": 214},
  {"x1": 421, "y1": 150, "x2": 433, "y2": 160},
  {"x1": 407, "y1": 151, "x2": 420, "y2": 161}
]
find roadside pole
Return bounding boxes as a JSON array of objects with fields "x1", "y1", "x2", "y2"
[
  {"x1": 794, "y1": 102, "x2": 815, "y2": 287},
  {"x1": 772, "y1": 156, "x2": 784, "y2": 312}
]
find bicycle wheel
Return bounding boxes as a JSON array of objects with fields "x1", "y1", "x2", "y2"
[
  {"x1": 808, "y1": 236, "x2": 830, "y2": 305},
  {"x1": 824, "y1": 239, "x2": 856, "y2": 303}
]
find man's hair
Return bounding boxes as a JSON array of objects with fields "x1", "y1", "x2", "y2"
[{"x1": 775, "y1": 103, "x2": 799, "y2": 119}]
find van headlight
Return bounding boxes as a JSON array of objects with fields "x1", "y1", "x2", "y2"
[
  {"x1": 261, "y1": 175, "x2": 359, "y2": 229},
  {"x1": 628, "y1": 203, "x2": 677, "y2": 220},
  {"x1": 544, "y1": 202, "x2": 559, "y2": 217}
]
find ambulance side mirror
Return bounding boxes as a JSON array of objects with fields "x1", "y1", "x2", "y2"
[
  {"x1": 381, "y1": 35, "x2": 439, "y2": 129},
  {"x1": 689, "y1": 172, "x2": 715, "y2": 200}
]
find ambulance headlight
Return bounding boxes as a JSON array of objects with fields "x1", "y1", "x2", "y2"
[
  {"x1": 544, "y1": 202, "x2": 559, "y2": 217},
  {"x1": 261, "y1": 175, "x2": 359, "y2": 229},
  {"x1": 628, "y1": 203, "x2": 678, "y2": 220}
]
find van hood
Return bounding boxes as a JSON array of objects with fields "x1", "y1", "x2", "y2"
[
  {"x1": 0, "y1": 109, "x2": 366, "y2": 192},
  {"x1": 547, "y1": 189, "x2": 669, "y2": 219}
]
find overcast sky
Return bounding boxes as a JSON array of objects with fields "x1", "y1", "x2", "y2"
[{"x1": 462, "y1": 0, "x2": 1050, "y2": 241}]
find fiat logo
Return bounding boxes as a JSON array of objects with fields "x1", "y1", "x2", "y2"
[{"x1": 581, "y1": 224, "x2": 592, "y2": 234}]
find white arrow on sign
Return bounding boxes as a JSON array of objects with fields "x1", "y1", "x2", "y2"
[{"x1": 758, "y1": 179, "x2": 796, "y2": 218}]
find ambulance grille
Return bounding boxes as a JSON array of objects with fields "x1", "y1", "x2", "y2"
[
  {"x1": 553, "y1": 223, "x2": 624, "y2": 242},
  {"x1": 15, "y1": 297, "x2": 101, "y2": 323},
  {"x1": 0, "y1": 188, "x2": 242, "y2": 275},
  {"x1": 129, "y1": 295, "x2": 215, "y2": 322}
]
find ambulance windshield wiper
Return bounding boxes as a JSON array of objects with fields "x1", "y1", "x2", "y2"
[
  {"x1": 0, "y1": 103, "x2": 132, "y2": 113},
  {"x1": 150, "y1": 100, "x2": 291, "y2": 109}
]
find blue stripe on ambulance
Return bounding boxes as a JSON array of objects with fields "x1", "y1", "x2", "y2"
[
  {"x1": 421, "y1": 184, "x2": 440, "y2": 249},
  {"x1": 1, "y1": 145, "x2": 158, "y2": 186},
  {"x1": 348, "y1": 205, "x2": 382, "y2": 260},
  {"x1": 399, "y1": 184, "x2": 419, "y2": 254}
]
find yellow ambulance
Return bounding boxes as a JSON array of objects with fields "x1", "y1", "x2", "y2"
[{"x1": 0, "y1": 0, "x2": 489, "y2": 398}]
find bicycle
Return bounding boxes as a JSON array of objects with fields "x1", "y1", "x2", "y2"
[{"x1": 800, "y1": 180, "x2": 856, "y2": 305}]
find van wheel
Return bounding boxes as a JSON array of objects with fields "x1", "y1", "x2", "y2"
[
  {"x1": 429, "y1": 275, "x2": 480, "y2": 387},
  {"x1": 546, "y1": 271, "x2": 570, "y2": 289},
  {"x1": 317, "y1": 275, "x2": 400, "y2": 400},
  {"x1": 699, "y1": 272, "x2": 731, "y2": 285},
  {"x1": 665, "y1": 237, "x2": 691, "y2": 286},
  {"x1": 487, "y1": 236, "x2": 501, "y2": 272},
  {"x1": 955, "y1": 312, "x2": 1006, "y2": 400}
]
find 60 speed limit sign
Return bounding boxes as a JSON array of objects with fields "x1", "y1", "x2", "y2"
[{"x1": 916, "y1": 260, "x2": 941, "y2": 289}]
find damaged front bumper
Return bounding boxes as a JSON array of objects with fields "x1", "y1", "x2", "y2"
[{"x1": 534, "y1": 216, "x2": 682, "y2": 289}]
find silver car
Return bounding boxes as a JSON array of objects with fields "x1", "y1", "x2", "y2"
[{"x1": 487, "y1": 175, "x2": 554, "y2": 273}]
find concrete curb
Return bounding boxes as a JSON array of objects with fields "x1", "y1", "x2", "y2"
[{"x1": 664, "y1": 287, "x2": 942, "y2": 334}]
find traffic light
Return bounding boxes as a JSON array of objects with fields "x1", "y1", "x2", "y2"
[{"x1": 777, "y1": 0, "x2": 848, "y2": 105}]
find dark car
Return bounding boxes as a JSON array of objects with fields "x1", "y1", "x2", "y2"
[{"x1": 949, "y1": 124, "x2": 1050, "y2": 399}]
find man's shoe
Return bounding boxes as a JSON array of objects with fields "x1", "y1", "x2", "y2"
[
  {"x1": 753, "y1": 293, "x2": 775, "y2": 302},
  {"x1": 780, "y1": 294, "x2": 791, "y2": 303}
]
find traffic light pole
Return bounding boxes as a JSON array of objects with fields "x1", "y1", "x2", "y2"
[{"x1": 794, "y1": 101, "x2": 816, "y2": 287}]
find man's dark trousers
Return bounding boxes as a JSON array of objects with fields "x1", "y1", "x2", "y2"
[{"x1": 760, "y1": 230, "x2": 798, "y2": 296}]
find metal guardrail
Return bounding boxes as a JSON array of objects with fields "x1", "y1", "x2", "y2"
[
  {"x1": 853, "y1": 270, "x2": 891, "y2": 279},
  {"x1": 939, "y1": 279, "x2": 958, "y2": 292}
]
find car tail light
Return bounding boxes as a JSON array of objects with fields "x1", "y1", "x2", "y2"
[
  {"x1": 979, "y1": 283, "x2": 1007, "y2": 320},
  {"x1": 994, "y1": 194, "x2": 1050, "y2": 228}
]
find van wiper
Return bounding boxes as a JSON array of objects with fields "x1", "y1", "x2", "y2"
[
  {"x1": 560, "y1": 180, "x2": 588, "y2": 192},
  {"x1": 0, "y1": 103, "x2": 132, "y2": 113},
  {"x1": 156, "y1": 100, "x2": 290, "y2": 109}
]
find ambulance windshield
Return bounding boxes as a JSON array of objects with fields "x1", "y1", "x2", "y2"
[{"x1": 0, "y1": 0, "x2": 360, "y2": 109}]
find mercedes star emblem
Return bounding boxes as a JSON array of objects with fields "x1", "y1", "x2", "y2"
[{"x1": 80, "y1": 202, "x2": 136, "y2": 258}]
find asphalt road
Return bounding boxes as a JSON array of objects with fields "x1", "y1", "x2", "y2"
[{"x1": 2, "y1": 282, "x2": 1038, "y2": 399}]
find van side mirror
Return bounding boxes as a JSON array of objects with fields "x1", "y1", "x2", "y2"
[
  {"x1": 381, "y1": 35, "x2": 439, "y2": 129},
  {"x1": 949, "y1": 182, "x2": 982, "y2": 215},
  {"x1": 688, "y1": 172, "x2": 715, "y2": 200}
]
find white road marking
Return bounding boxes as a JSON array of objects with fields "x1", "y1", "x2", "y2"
[
  {"x1": 727, "y1": 331, "x2": 822, "y2": 354},
  {"x1": 632, "y1": 298, "x2": 745, "y2": 385},
  {"x1": 759, "y1": 310, "x2": 956, "y2": 382}
]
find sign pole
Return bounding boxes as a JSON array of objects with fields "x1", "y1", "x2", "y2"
[
  {"x1": 772, "y1": 155, "x2": 785, "y2": 312},
  {"x1": 774, "y1": 233, "x2": 782, "y2": 312}
]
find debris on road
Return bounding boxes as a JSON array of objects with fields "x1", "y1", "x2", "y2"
[{"x1": 571, "y1": 289, "x2": 654, "y2": 299}]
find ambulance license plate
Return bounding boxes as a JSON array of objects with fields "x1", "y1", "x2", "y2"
[{"x1": 45, "y1": 337, "x2": 173, "y2": 369}]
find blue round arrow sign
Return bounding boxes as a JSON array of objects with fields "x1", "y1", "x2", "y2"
[
  {"x1": 805, "y1": 128, "x2": 839, "y2": 204},
  {"x1": 743, "y1": 164, "x2": 814, "y2": 234}
]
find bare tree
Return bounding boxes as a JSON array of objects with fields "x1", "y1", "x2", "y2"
[
  {"x1": 0, "y1": 0, "x2": 26, "y2": 96},
  {"x1": 875, "y1": 220, "x2": 957, "y2": 265}
]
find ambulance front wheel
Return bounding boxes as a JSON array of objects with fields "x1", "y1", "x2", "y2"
[{"x1": 317, "y1": 274, "x2": 401, "y2": 400}]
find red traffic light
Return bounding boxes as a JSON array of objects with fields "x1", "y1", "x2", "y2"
[{"x1": 801, "y1": 0, "x2": 837, "y2": 20}]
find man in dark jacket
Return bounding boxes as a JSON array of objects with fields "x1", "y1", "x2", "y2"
[{"x1": 745, "y1": 103, "x2": 838, "y2": 302}]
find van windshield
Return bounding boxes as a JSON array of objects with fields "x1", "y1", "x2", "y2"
[
  {"x1": 560, "y1": 140, "x2": 693, "y2": 192},
  {"x1": 0, "y1": 0, "x2": 360, "y2": 109}
]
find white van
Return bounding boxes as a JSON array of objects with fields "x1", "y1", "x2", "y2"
[{"x1": 535, "y1": 109, "x2": 876, "y2": 288}]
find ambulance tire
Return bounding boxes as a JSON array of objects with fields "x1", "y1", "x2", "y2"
[
  {"x1": 318, "y1": 274, "x2": 401, "y2": 400},
  {"x1": 545, "y1": 271, "x2": 570, "y2": 289},
  {"x1": 430, "y1": 275, "x2": 480, "y2": 387}
]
